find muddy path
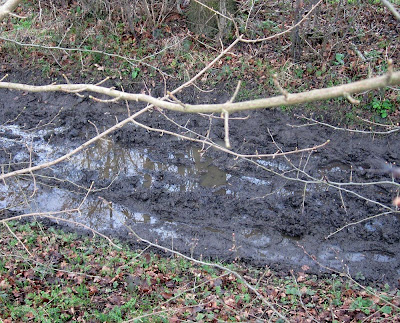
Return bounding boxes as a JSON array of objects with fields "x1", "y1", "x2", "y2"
[{"x1": 0, "y1": 72, "x2": 399, "y2": 286}]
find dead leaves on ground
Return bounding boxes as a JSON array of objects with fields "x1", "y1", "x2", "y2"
[{"x1": 0, "y1": 222, "x2": 399, "y2": 321}]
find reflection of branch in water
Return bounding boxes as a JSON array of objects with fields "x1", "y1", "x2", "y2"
[{"x1": 0, "y1": 106, "x2": 151, "y2": 181}]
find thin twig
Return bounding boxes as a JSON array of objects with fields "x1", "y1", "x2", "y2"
[
  {"x1": 124, "y1": 225, "x2": 288, "y2": 322},
  {"x1": 241, "y1": 0, "x2": 324, "y2": 43},
  {"x1": 325, "y1": 211, "x2": 394, "y2": 239},
  {"x1": 0, "y1": 210, "x2": 121, "y2": 249},
  {"x1": 3, "y1": 221, "x2": 33, "y2": 257},
  {"x1": 295, "y1": 114, "x2": 400, "y2": 135},
  {"x1": 273, "y1": 73, "x2": 290, "y2": 100}
]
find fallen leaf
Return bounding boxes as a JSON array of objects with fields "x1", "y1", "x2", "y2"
[
  {"x1": 26, "y1": 312, "x2": 34, "y2": 319},
  {"x1": 89, "y1": 285, "x2": 99, "y2": 295},
  {"x1": 56, "y1": 271, "x2": 64, "y2": 278},
  {"x1": 224, "y1": 297, "x2": 236, "y2": 308},
  {"x1": 0, "y1": 280, "x2": 10, "y2": 289},
  {"x1": 165, "y1": 280, "x2": 175, "y2": 288},
  {"x1": 74, "y1": 275, "x2": 84, "y2": 284},
  {"x1": 23, "y1": 269, "x2": 35, "y2": 279},
  {"x1": 108, "y1": 294, "x2": 124, "y2": 305},
  {"x1": 161, "y1": 292, "x2": 173, "y2": 299},
  {"x1": 168, "y1": 316, "x2": 180, "y2": 323}
]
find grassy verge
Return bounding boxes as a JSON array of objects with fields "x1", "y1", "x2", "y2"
[{"x1": 0, "y1": 221, "x2": 399, "y2": 322}]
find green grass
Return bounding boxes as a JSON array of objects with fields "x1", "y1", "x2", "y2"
[{"x1": 0, "y1": 220, "x2": 399, "y2": 322}]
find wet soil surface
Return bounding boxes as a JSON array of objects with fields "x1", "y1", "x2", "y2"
[{"x1": 1, "y1": 72, "x2": 399, "y2": 286}]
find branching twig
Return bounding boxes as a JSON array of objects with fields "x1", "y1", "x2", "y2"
[
  {"x1": 0, "y1": 210, "x2": 121, "y2": 249},
  {"x1": 343, "y1": 92, "x2": 360, "y2": 105},
  {"x1": 241, "y1": 0, "x2": 323, "y2": 43},
  {"x1": 294, "y1": 114, "x2": 400, "y2": 135},
  {"x1": 124, "y1": 225, "x2": 288, "y2": 322},
  {"x1": 131, "y1": 118, "x2": 330, "y2": 159},
  {"x1": 0, "y1": 36, "x2": 171, "y2": 78},
  {"x1": 325, "y1": 211, "x2": 394, "y2": 239},
  {"x1": 3, "y1": 221, "x2": 33, "y2": 257},
  {"x1": 191, "y1": 0, "x2": 234, "y2": 21},
  {"x1": 299, "y1": 244, "x2": 400, "y2": 312}
]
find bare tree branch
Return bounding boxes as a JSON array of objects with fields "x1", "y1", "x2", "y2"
[
  {"x1": 381, "y1": 0, "x2": 400, "y2": 21},
  {"x1": 0, "y1": 0, "x2": 23, "y2": 22},
  {"x1": 1, "y1": 70, "x2": 399, "y2": 114}
]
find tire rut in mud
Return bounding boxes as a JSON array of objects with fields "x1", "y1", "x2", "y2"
[{"x1": 0, "y1": 76, "x2": 399, "y2": 286}]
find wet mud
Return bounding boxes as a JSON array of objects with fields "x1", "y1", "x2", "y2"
[{"x1": 0, "y1": 72, "x2": 399, "y2": 286}]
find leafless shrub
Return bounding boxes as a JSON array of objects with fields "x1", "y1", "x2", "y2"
[{"x1": 76, "y1": 0, "x2": 180, "y2": 32}]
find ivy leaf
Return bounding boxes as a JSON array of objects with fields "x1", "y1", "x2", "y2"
[
  {"x1": 380, "y1": 305, "x2": 392, "y2": 314},
  {"x1": 131, "y1": 67, "x2": 140, "y2": 79}
]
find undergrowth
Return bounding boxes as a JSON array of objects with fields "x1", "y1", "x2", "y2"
[
  {"x1": 0, "y1": 221, "x2": 399, "y2": 322},
  {"x1": 0, "y1": 0, "x2": 398, "y2": 124}
]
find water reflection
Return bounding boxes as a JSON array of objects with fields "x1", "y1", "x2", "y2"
[{"x1": 70, "y1": 137, "x2": 228, "y2": 192}]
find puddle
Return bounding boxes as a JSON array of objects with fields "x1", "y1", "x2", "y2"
[
  {"x1": 242, "y1": 228, "x2": 262, "y2": 238},
  {"x1": 68, "y1": 135, "x2": 228, "y2": 192},
  {"x1": 0, "y1": 125, "x2": 232, "y2": 234},
  {"x1": 345, "y1": 252, "x2": 366, "y2": 262},
  {"x1": 257, "y1": 159, "x2": 291, "y2": 171},
  {"x1": 204, "y1": 226, "x2": 225, "y2": 234},
  {"x1": 247, "y1": 234, "x2": 271, "y2": 247},
  {"x1": 364, "y1": 219, "x2": 383, "y2": 232},
  {"x1": 1, "y1": 122, "x2": 399, "y2": 284},
  {"x1": 151, "y1": 225, "x2": 179, "y2": 240},
  {"x1": 0, "y1": 125, "x2": 67, "y2": 163},
  {"x1": 0, "y1": 124, "x2": 228, "y2": 191},
  {"x1": 242, "y1": 176, "x2": 271, "y2": 186},
  {"x1": 373, "y1": 254, "x2": 394, "y2": 263},
  {"x1": 0, "y1": 180, "x2": 157, "y2": 231},
  {"x1": 319, "y1": 160, "x2": 351, "y2": 174}
]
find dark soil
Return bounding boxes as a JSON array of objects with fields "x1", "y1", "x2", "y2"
[{"x1": 1, "y1": 71, "x2": 399, "y2": 287}]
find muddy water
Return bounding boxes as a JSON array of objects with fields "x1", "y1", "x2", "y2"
[
  {"x1": 0, "y1": 124, "x2": 234, "y2": 233},
  {"x1": 0, "y1": 86, "x2": 399, "y2": 286},
  {"x1": 1, "y1": 122, "x2": 399, "y2": 285}
]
